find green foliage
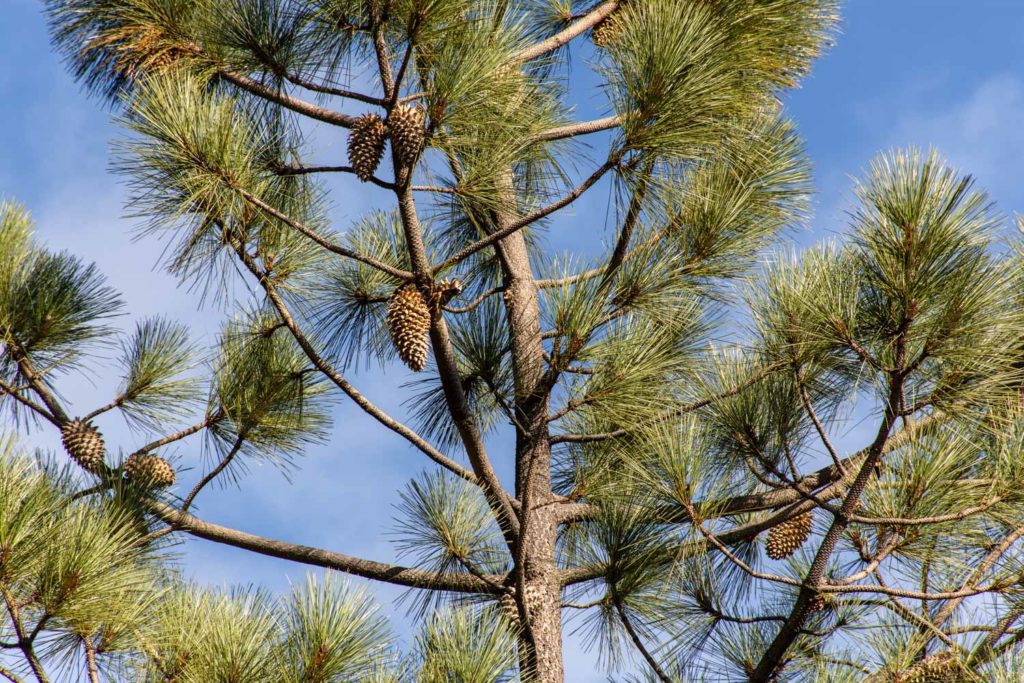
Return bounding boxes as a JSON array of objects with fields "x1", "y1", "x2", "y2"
[
  {"x1": 0, "y1": 202, "x2": 122, "y2": 377},
  {"x1": 117, "y1": 71, "x2": 327, "y2": 297},
  {"x1": 0, "y1": 437, "x2": 163, "y2": 679},
  {"x1": 395, "y1": 471, "x2": 509, "y2": 579},
  {"x1": 208, "y1": 311, "x2": 333, "y2": 473},
  {"x1": 416, "y1": 606, "x2": 518, "y2": 683},
  {"x1": 31, "y1": 0, "x2": 1024, "y2": 680},
  {"x1": 603, "y1": 0, "x2": 837, "y2": 158},
  {"x1": 114, "y1": 318, "x2": 202, "y2": 430}
]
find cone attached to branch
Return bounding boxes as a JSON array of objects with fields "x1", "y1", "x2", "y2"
[
  {"x1": 766, "y1": 511, "x2": 813, "y2": 560},
  {"x1": 387, "y1": 285, "x2": 432, "y2": 372},
  {"x1": 61, "y1": 419, "x2": 106, "y2": 473},
  {"x1": 348, "y1": 113, "x2": 387, "y2": 182},
  {"x1": 899, "y1": 652, "x2": 964, "y2": 683},
  {"x1": 124, "y1": 454, "x2": 176, "y2": 489},
  {"x1": 387, "y1": 104, "x2": 426, "y2": 166}
]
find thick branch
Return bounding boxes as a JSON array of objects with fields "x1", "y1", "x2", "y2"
[
  {"x1": 218, "y1": 71, "x2": 357, "y2": 128},
  {"x1": 533, "y1": 115, "x2": 621, "y2": 142}
]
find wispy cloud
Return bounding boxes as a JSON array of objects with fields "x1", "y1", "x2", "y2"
[{"x1": 892, "y1": 73, "x2": 1024, "y2": 209}]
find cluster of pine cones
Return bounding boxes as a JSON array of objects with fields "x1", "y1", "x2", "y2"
[
  {"x1": 387, "y1": 279, "x2": 462, "y2": 371},
  {"x1": 61, "y1": 418, "x2": 174, "y2": 489},
  {"x1": 347, "y1": 104, "x2": 427, "y2": 181}
]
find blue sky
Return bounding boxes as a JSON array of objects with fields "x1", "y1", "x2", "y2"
[{"x1": 2, "y1": 1, "x2": 1024, "y2": 680}]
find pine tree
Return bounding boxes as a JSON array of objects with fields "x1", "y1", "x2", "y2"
[{"x1": 0, "y1": 1, "x2": 1022, "y2": 681}]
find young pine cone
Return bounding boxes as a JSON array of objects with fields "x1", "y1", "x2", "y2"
[
  {"x1": 899, "y1": 652, "x2": 964, "y2": 683},
  {"x1": 347, "y1": 113, "x2": 387, "y2": 182},
  {"x1": 765, "y1": 511, "x2": 813, "y2": 560},
  {"x1": 387, "y1": 285, "x2": 432, "y2": 372},
  {"x1": 387, "y1": 104, "x2": 426, "y2": 166},
  {"x1": 124, "y1": 454, "x2": 176, "y2": 489},
  {"x1": 61, "y1": 419, "x2": 106, "y2": 473}
]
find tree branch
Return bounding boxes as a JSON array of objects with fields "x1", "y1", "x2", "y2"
[
  {"x1": 235, "y1": 188, "x2": 413, "y2": 280},
  {"x1": 146, "y1": 500, "x2": 500, "y2": 593},
  {"x1": 231, "y1": 245, "x2": 476, "y2": 485},
  {"x1": 510, "y1": 1, "x2": 620, "y2": 64},
  {"x1": 532, "y1": 115, "x2": 621, "y2": 142},
  {"x1": 612, "y1": 591, "x2": 672, "y2": 683},
  {"x1": 270, "y1": 163, "x2": 397, "y2": 190},
  {"x1": 433, "y1": 159, "x2": 619, "y2": 274},
  {"x1": 218, "y1": 70, "x2": 357, "y2": 128}
]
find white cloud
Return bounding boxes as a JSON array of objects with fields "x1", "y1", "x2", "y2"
[{"x1": 893, "y1": 73, "x2": 1024, "y2": 209}]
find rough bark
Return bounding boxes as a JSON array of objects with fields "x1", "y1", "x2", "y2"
[{"x1": 492, "y1": 171, "x2": 564, "y2": 680}]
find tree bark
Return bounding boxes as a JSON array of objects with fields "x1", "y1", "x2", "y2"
[{"x1": 492, "y1": 173, "x2": 565, "y2": 680}]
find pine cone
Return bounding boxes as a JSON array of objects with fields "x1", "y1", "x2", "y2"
[
  {"x1": 124, "y1": 454, "x2": 176, "y2": 489},
  {"x1": 347, "y1": 113, "x2": 387, "y2": 182},
  {"x1": 765, "y1": 511, "x2": 813, "y2": 560},
  {"x1": 387, "y1": 285, "x2": 432, "y2": 372},
  {"x1": 591, "y1": 11, "x2": 624, "y2": 48},
  {"x1": 61, "y1": 419, "x2": 106, "y2": 473},
  {"x1": 900, "y1": 652, "x2": 965, "y2": 683},
  {"x1": 387, "y1": 104, "x2": 426, "y2": 167}
]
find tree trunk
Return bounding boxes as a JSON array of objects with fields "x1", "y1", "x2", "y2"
[
  {"x1": 492, "y1": 185, "x2": 565, "y2": 679},
  {"x1": 520, "y1": 506, "x2": 564, "y2": 681}
]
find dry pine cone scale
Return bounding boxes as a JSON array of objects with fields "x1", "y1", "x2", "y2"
[
  {"x1": 386, "y1": 280, "x2": 462, "y2": 372},
  {"x1": 387, "y1": 285, "x2": 432, "y2": 372},
  {"x1": 124, "y1": 454, "x2": 176, "y2": 489},
  {"x1": 898, "y1": 652, "x2": 966, "y2": 683},
  {"x1": 348, "y1": 113, "x2": 387, "y2": 182},
  {"x1": 766, "y1": 511, "x2": 813, "y2": 560},
  {"x1": 387, "y1": 104, "x2": 426, "y2": 167},
  {"x1": 61, "y1": 419, "x2": 106, "y2": 473},
  {"x1": 591, "y1": 12, "x2": 623, "y2": 48}
]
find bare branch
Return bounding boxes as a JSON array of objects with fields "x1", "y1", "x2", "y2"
[
  {"x1": 532, "y1": 115, "x2": 621, "y2": 142},
  {"x1": 0, "y1": 376, "x2": 57, "y2": 426},
  {"x1": 282, "y1": 72, "x2": 385, "y2": 107},
  {"x1": 433, "y1": 159, "x2": 619, "y2": 274},
  {"x1": 130, "y1": 411, "x2": 222, "y2": 457},
  {"x1": 146, "y1": 500, "x2": 501, "y2": 593},
  {"x1": 235, "y1": 188, "x2": 414, "y2": 280},
  {"x1": 218, "y1": 70, "x2": 357, "y2": 128},
  {"x1": 270, "y1": 163, "x2": 397, "y2": 190},
  {"x1": 443, "y1": 286, "x2": 505, "y2": 314},
  {"x1": 180, "y1": 434, "x2": 246, "y2": 512},
  {"x1": 612, "y1": 590, "x2": 672, "y2": 683}
]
